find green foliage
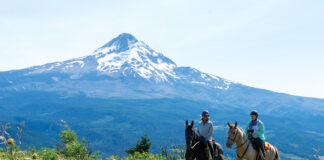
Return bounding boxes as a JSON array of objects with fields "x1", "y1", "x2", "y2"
[
  {"x1": 161, "y1": 143, "x2": 185, "y2": 160},
  {"x1": 59, "y1": 130, "x2": 78, "y2": 144},
  {"x1": 55, "y1": 121, "x2": 102, "y2": 160},
  {"x1": 38, "y1": 148, "x2": 59, "y2": 160},
  {"x1": 59, "y1": 130, "x2": 88, "y2": 158},
  {"x1": 107, "y1": 152, "x2": 166, "y2": 160},
  {"x1": 0, "y1": 121, "x2": 102, "y2": 160},
  {"x1": 126, "y1": 134, "x2": 151, "y2": 155}
]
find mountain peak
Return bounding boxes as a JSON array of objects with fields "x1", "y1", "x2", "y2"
[{"x1": 99, "y1": 33, "x2": 139, "y2": 53}]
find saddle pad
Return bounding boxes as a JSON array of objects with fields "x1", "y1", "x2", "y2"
[{"x1": 264, "y1": 142, "x2": 270, "y2": 151}]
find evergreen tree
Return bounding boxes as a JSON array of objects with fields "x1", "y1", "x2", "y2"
[{"x1": 126, "y1": 133, "x2": 151, "y2": 155}]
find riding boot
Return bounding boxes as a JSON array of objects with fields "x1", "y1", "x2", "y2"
[
  {"x1": 260, "y1": 141, "x2": 266, "y2": 159},
  {"x1": 208, "y1": 141, "x2": 215, "y2": 159}
]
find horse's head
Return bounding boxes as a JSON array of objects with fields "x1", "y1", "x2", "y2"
[
  {"x1": 185, "y1": 120, "x2": 195, "y2": 147},
  {"x1": 226, "y1": 121, "x2": 238, "y2": 149}
]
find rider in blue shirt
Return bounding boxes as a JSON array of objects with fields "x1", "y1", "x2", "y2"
[{"x1": 197, "y1": 110, "x2": 214, "y2": 158}]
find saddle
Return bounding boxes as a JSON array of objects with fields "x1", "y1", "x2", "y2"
[
  {"x1": 212, "y1": 139, "x2": 223, "y2": 157},
  {"x1": 249, "y1": 137, "x2": 271, "y2": 151},
  {"x1": 264, "y1": 142, "x2": 270, "y2": 151}
]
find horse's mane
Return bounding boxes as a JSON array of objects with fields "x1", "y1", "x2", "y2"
[
  {"x1": 237, "y1": 127, "x2": 244, "y2": 133},
  {"x1": 235, "y1": 126, "x2": 249, "y2": 141}
]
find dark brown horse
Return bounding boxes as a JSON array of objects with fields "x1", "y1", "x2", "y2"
[{"x1": 185, "y1": 120, "x2": 224, "y2": 160}]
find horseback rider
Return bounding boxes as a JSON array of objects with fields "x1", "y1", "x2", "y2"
[
  {"x1": 197, "y1": 110, "x2": 214, "y2": 159},
  {"x1": 245, "y1": 110, "x2": 266, "y2": 159}
]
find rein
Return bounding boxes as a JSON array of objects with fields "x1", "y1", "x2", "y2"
[
  {"x1": 235, "y1": 136, "x2": 249, "y2": 150},
  {"x1": 191, "y1": 141, "x2": 200, "y2": 150},
  {"x1": 237, "y1": 142, "x2": 250, "y2": 159}
]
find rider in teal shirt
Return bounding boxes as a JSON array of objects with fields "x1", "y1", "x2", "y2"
[{"x1": 245, "y1": 110, "x2": 266, "y2": 159}]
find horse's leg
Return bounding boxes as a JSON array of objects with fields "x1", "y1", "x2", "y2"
[{"x1": 185, "y1": 150, "x2": 192, "y2": 160}]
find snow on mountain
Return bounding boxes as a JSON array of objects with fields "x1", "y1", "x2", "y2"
[
  {"x1": 20, "y1": 33, "x2": 233, "y2": 89},
  {"x1": 94, "y1": 34, "x2": 179, "y2": 82}
]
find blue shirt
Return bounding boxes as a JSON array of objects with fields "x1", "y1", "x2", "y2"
[{"x1": 197, "y1": 120, "x2": 213, "y2": 141}]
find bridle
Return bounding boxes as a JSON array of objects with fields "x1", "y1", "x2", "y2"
[
  {"x1": 185, "y1": 126, "x2": 196, "y2": 149},
  {"x1": 227, "y1": 127, "x2": 250, "y2": 159},
  {"x1": 186, "y1": 134, "x2": 194, "y2": 140},
  {"x1": 185, "y1": 127, "x2": 195, "y2": 146},
  {"x1": 185, "y1": 128, "x2": 201, "y2": 159},
  {"x1": 227, "y1": 128, "x2": 239, "y2": 143}
]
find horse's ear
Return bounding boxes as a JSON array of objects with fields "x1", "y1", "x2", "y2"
[
  {"x1": 227, "y1": 122, "x2": 231, "y2": 128},
  {"x1": 191, "y1": 120, "x2": 194, "y2": 126},
  {"x1": 186, "y1": 120, "x2": 188, "y2": 126},
  {"x1": 234, "y1": 121, "x2": 238, "y2": 128}
]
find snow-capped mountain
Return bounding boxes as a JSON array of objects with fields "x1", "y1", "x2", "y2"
[
  {"x1": 1, "y1": 33, "x2": 324, "y2": 116},
  {"x1": 0, "y1": 33, "x2": 233, "y2": 100},
  {"x1": 22, "y1": 33, "x2": 232, "y2": 89},
  {"x1": 25, "y1": 33, "x2": 179, "y2": 82}
]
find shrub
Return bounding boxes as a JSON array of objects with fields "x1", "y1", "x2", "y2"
[{"x1": 57, "y1": 120, "x2": 101, "y2": 160}]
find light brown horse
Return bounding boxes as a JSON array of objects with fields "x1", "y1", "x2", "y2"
[{"x1": 226, "y1": 122, "x2": 279, "y2": 160}]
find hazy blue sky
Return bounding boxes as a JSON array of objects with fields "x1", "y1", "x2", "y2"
[{"x1": 0, "y1": 0, "x2": 323, "y2": 98}]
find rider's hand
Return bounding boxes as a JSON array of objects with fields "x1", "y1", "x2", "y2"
[{"x1": 247, "y1": 129, "x2": 254, "y2": 133}]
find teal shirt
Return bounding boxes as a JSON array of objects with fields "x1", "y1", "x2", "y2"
[{"x1": 245, "y1": 119, "x2": 265, "y2": 141}]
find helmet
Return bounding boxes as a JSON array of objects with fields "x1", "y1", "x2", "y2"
[
  {"x1": 250, "y1": 110, "x2": 258, "y2": 118},
  {"x1": 202, "y1": 110, "x2": 209, "y2": 116}
]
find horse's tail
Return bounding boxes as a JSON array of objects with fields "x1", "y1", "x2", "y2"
[{"x1": 274, "y1": 146, "x2": 280, "y2": 160}]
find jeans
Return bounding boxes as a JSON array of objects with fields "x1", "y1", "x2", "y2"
[
  {"x1": 200, "y1": 136, "x2": 214, "y2": 159},
  {"x1": 254, "y1": 137, "x2": 265, "y2": 157}
]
